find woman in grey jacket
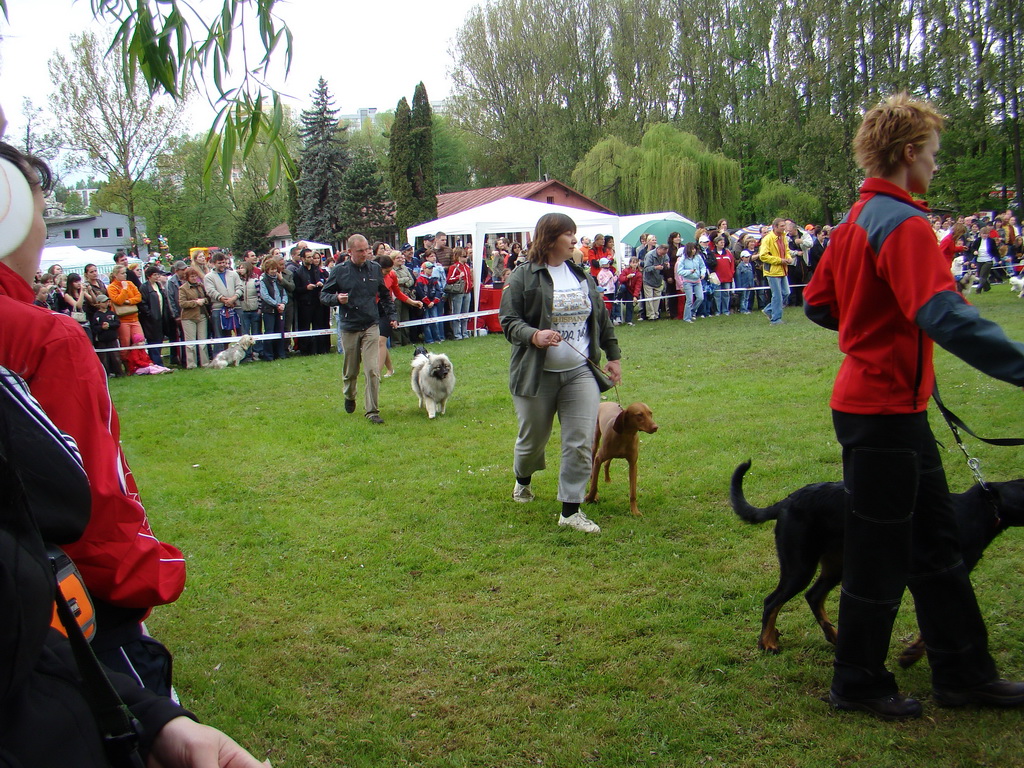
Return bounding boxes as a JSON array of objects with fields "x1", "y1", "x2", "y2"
[{"x1": 499, "y1": 213, "x2": 622, "y2": 533}]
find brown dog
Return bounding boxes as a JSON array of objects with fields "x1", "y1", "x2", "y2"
[{"x1": 585, "y1": 402, "x2": 658, "y2": 516}]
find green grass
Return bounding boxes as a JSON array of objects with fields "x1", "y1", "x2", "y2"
[{"x1": 113, "y1": 290, "x2": 1024, "y2": 767}]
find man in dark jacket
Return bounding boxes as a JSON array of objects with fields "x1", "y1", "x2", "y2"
[
  {"x1": 320, "y1": 234, "x2": 397, "y2": 424},
  {"x1": 139, "y1": 266, "x2": 175, "y2": 366}
]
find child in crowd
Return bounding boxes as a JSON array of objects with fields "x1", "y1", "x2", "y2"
[
  {"x1": 735, "y1": 249, "x2": 755, "y2": 314},
  {"x1": 124, "y1": 332, "x2": 173, "y2": 375},
  {"x1": 617, "y1": 256, "x2": 642, "y2": 326},
  {"x1": 596, "y1": 257, "x2": 618, "y2": 323},
  {"x1": 89, "y1": 294, "x2": 124, "y2": 377}
]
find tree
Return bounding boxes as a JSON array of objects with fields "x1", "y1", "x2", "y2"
[
  {"x1": 390, "y1": 97, "x2": 415, "y2": 237},
  {"x1": 409, "y1": 83, "x2": 437, "y2": 226},
  {"x1": 132, "y1": 135, "x2": 235, "y2": 255},
  {"x1": 296, "y1": 78, "x2": 348, "y2": 244},
  {"x1": 2, "y1": 0, "x2": 296, "y2": 189},
  {"x1": 432, "y1": 114, "x2": 473, "y2": 194},
  {"x1": 234, "y1": 199, "x2": 274, "y2": 254},
  {"x1": 338, "y1": 153, "x2": 394, "y2": 244},
  {"x1": 16, "y1": 98, "x2": 58, "y2": 160},
  {"x1": 48, "y1": 31, "x2": 184, "y2": 254},
  {"x1": 572, "y1": 124, "x2": 740, "y2": 220}
]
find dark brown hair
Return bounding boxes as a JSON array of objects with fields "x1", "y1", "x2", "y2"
[{"x1": 530, "y1": 213, "x2": 577, "y2": 264}]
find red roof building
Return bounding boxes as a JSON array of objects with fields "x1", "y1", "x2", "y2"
[{"x1": 435, "y1": 180, "x2": 615, "y2": 219}]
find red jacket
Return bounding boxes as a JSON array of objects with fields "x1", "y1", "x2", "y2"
[
  {"x1": 804, "y1": 179, "x2": 954, "y2": 413},
  {"x1": 447, "y1": 261, "x2": 472, "y2": 289},
  {"x1": 0, "y1": 262, "x2": 185, "y2": 610},
  {"x1": 938, "y1": 232, "x2": 965, "y2": 263}
]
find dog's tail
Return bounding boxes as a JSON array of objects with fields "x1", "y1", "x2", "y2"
[{"x1": 730, "y1": 460, "x2": 783, "y2": 524}]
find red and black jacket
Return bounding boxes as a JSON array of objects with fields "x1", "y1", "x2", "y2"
[{"x1": 805, "y1": 178, "x2": 1024, "y2": 414}]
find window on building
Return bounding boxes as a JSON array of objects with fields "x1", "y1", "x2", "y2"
[
  {"x1": 546, "y1": 196, "x2": 554, "y2": 204},
  {"x1": 93, "y1": 228, "x2": 109, "y2": 238},
  {"x1": 64, "y1": 229, "x2": 80, "y2": 239},
  {"x1": 116, "y1": 228, "x2": 124, "y2": 237}
]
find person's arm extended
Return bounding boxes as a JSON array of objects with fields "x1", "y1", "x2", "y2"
[{"x1": 917, "y1": 291, "x2": 1024, "y2": 386}]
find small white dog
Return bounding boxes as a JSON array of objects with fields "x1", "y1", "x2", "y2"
[
  {"x1": 206, "y1": 335, "x2": 255, "y2": 369},
  {"x1": 1010, "y1": 274, "x2": 1024, "y2": 297},
  {"x1": 411, "y1": 347, "x2": 455, "y2": 419}
]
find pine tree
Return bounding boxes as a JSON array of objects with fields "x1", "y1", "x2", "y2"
[
  {"x1": 390, "y1": 96, "x2": 415, "y2": 238},
  {"x1": 339, "y1": 153, "x2": 394, "y2": 244},
  {"x1": 297, "y1": 78, "x2": 348, "y2": 243},
  {"x1": 233, "y1": 199, "x2": 274, "y2": 254},
  {"x1": 409, "y1": 82, "x2": 437, "y2": 226}
]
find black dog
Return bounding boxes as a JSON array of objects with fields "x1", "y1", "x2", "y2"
[{"x1": 731, "y1": 459, "x2": 1024, "y2": 665}]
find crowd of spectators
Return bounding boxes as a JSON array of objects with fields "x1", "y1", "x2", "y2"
[{"x1": 30, "y1": 210, "x2": 1020, "y2": 374}]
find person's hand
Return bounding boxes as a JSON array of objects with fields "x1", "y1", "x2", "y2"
[
  {"x1": 147, "y1": 716, "x2": 270, "y2": 768},
  {"x1": 276, "y1": 303, "x2": 284, "y2": 312},
  {"x1": 338, "y1": 293, "x2": 349, "y2": 304},
  {"x1": 390, "y1": 320, "x2": 400, "y2": 329},
  {"x1": 532, "y1": 329, "x2": 561, "y2": 348},
  {"x1": 605, "y1": 359, "x2": 622, "y2": 386}
]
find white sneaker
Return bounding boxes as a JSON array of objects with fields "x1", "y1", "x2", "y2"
[
  {"x1": 513, "y1": 482, "x2": 535, "y2": 503},
  {"x1": 558, "y1": 511, "x2": 600, "y2": 533}
]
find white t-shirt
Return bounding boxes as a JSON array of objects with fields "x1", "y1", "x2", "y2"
[{"x1": 544, "y1": 261, "x2": 591, "y2": 373}]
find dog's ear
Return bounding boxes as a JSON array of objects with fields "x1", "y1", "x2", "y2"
[{"x1": 613, "y1": 409, "x2": 626, "y2": 433}]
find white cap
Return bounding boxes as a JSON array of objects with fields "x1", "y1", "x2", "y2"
[{"x1": 0, "y1": 157, "x2": 34, "y2": 261}]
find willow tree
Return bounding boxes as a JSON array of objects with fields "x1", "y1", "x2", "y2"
[
  {"x1": 573, "y1": 124, "x2": 739, "y2": 220},
  {"x1": 571, "y1": 135, "x2": 638, "y2": 214}
]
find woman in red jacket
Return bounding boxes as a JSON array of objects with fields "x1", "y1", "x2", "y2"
[{"x1": 378, "y1": 253, "x2": 422, "y2": 376}]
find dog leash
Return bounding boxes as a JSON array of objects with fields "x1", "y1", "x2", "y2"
[
  {"x1": 565, "y1": 342, "x2": 622, "y2": 405},
  {"x1": 933, "y1": 383, "x2": 1024, "y2": 527}
]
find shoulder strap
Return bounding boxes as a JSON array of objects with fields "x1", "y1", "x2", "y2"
[{"x1": 52, "y1": 570, "x2": 146, "y2": 768}]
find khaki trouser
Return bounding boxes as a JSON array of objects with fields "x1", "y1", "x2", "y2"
[
  {"x1": 643, "y1": 284, "x2": 664, "y2": 318},
  {"x1": 341, "y1": 324, "x2": 381, "y2": 416},
  {"x1": 181, "y1": 316, "x2": 210, "y2": 368}
]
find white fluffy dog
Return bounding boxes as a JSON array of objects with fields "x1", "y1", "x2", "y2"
[
  {"x1": 411, "y1": 348, "x2": 455, "y2": 419},
  {"x1": 206, "y1": 335, "x2": 255, "y2": 369},
  {"x1": 1010, "y1": 274, "x2": 1024, "y2": 297}
]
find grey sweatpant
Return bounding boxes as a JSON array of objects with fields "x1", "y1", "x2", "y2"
[{"x1": 512, "y1": 364, "x2": 600, "y2": 503}]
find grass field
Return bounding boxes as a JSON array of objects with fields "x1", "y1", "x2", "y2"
[{"x1": 113, "y1": 289, "x2": 1024, "y2": 767}]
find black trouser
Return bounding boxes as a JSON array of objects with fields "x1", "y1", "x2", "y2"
[
  {"x1": 831, "y1": 410, "x2": 997, "y2": 699},
  {"x1": 296, "y1": 301, "x2": 316, "y2": 355},
  {"x1": 978, "y1": 260, "x2": 993, "y2": 292}
]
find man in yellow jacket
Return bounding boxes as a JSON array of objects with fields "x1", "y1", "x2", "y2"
[{"x1": 758, "y1": 217, "x2": 794, "y2": 324}]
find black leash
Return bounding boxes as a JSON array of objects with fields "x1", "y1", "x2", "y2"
[
  {"x1": 933, "y1": 383, "x2": 1024, "y2": 527},
  {"x1": 566, "y1": 342, "x2": 621, "y2": 404}
]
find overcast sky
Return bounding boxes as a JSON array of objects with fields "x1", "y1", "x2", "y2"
[{"x1": 0, "y1": 0, "x2": 480, "y2": 143}]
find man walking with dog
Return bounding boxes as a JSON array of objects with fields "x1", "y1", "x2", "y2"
[
  {"x1": 321, "y1": 233, "x2": 397, "y2": 425},
  {"x1": 805, "y1": 93, "x2": 1024, "y2": 720}
]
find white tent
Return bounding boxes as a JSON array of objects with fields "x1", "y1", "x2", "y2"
[
  {"x1": 41, "y1": 246, "x2": 118, "y2": 274},
  {"x1": 40, "y1": 245, "x2": 87, "y2": 270},
  {"x1": 407, "y1": 197, "x2": 621, "y2": 312}
]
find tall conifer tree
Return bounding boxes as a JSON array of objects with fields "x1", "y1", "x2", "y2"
[
  {"x1": 339, "y1": 153, "x2": 393, "y2": 244},
  {"x1": 410, "y1": 83, "x2": 438, "y2": 226},
  {"x1": 390, "y1": 97, "x2": 415, "y2": 237},
  {"x1": 297, "y1": 78, "x2": 348, "y2": 243}
]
